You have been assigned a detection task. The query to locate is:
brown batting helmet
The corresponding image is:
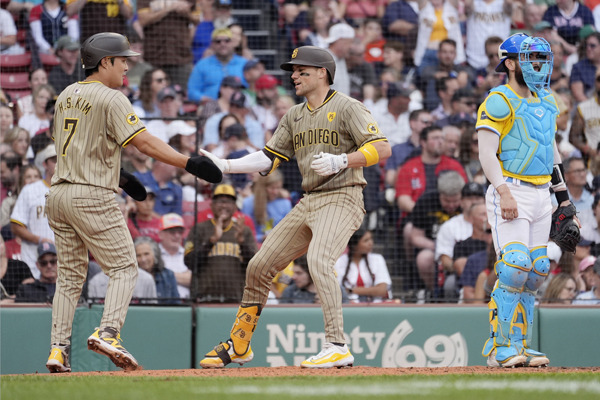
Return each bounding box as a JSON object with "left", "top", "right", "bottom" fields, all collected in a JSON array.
[
  {"left": 81, "top": 32, "right": 140, "bottom": 70},
  {"left": 280, "top": 46, "right": 336, "bottom": 84}
]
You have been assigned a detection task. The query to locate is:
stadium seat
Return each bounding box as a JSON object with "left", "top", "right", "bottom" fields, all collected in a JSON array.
[
  {"left": 0, "top": 72, "right": 29, "bottom": 89},
  {"left": 0, "top": 52, "right": 32, "bottom": 72},
  {"left": 40, "top": 53, "right": 60, "bottom": 70}
]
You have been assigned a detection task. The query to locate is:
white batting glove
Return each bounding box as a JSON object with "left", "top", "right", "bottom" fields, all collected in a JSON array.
[
  {"left": 199, "top": 149, "right": 230, "bottom": 173},
  {"left": 311, "top": 152, "right": 348, "bottom": 176}
]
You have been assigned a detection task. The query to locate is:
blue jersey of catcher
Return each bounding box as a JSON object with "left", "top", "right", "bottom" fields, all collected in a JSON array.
[{"left": 476, "top": 84, "right": 559, "bottom": 185}]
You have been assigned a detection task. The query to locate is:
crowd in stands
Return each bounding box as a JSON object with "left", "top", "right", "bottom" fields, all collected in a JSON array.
[{"left": 3, "top": 0, "right": 600, "bottom": 305}]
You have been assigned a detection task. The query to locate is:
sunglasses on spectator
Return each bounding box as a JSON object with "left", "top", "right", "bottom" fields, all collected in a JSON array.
[
  {"left": 213, "top": 38, "right": 232, "bottom": 44},
  {"left": 587, "top": 43, "right": 598, "bottom": 49},
  {"left": 420, "top": 119, "right": 433, "bottom": 125},
  {"left": 487, "top": 53, "right": 497, "bottom": 59},
  {"left": 39, "top": 259, "right": 58, "bottom": 267},
  {"left": 154, "top": 77, "right": 167, "bottom": 83}
]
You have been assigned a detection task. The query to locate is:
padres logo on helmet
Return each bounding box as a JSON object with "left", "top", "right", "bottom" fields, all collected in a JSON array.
[
  {"left": 81, "top": 32, "right": 140, "bottom": 70},
  {"left": 280, "top": 46, "right": 336, "bottom": 84}
]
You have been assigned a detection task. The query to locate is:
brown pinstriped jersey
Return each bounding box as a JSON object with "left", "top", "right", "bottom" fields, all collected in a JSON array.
[
  {"left": 51, "top": 80, "right": 146, "bottom": 191},
  {"left": 265, "top": 91, "right": 387, "bottom": 193}
]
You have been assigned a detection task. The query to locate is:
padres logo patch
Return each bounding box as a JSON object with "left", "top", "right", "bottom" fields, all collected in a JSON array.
[
  {"left": 327, "top": 112, "right": 336, "bottom": 122},
  {"left": 292, "top": 48, "right": 298, "bottom": 58},
  {"left": 126, "top": 113, "right": 139, "bottom": 125},
  {"left": 367, "top": 123, "right": 379, "bottom": 134}
]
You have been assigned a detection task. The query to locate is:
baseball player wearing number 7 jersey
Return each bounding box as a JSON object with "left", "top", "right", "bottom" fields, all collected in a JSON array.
[
  {"left": 45, "top": 32, "right": 222, "bottom": 373},
  {"left": 199, "top": 45, "right": 391, "bottom": 369}
]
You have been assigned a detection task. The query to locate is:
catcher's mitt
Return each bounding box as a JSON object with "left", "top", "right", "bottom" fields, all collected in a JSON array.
[{"left": 550, "top": 203, "right": 580, "bottom": 253}]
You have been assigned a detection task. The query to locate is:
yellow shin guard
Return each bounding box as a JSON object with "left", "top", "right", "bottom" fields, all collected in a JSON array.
[{"left": 230, "top": 305, "right": 261, "bottom": 356}]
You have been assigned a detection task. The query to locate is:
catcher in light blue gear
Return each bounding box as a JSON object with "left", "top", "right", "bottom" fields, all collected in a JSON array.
[{"left": 476, "top": 33, "right": 580, "bottom": 368}]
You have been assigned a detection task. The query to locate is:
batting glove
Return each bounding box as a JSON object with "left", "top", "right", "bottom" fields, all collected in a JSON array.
[
  {"left": 311, "top": 152, "right": 348, "bottom": 176},
  {"left": 199, "top": 149, "right": 229, "bottom": 173}
]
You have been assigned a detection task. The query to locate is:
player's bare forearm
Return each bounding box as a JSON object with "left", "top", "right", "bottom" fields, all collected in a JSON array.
[
  {"left": 11, "top": 223, "right": 50, "bottom": 245},
  {"left": 347, "top": 140, "right": 391, "bottom": 168},
  {"left": 351, "top": 282, "right": 388, "bottom": 298},
  {"left": 131, "top": 131, "right": 188, "bottom": 169}
]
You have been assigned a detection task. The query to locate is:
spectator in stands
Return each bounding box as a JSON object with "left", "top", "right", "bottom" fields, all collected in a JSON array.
[
  {"left": 541, "top": 272, "right": 578, "bottom": 304},
  {"left": 184, "top": 183, "right": 257, "bottom": 303},
  {"left": 166, "top": 120, "right": 197, "bottom": 158},
  {"left": 582, "top": 194, "right": 600, "bottom": 255},
  {"left": 381, "top": 0, "right": 418, "bottom": 51},
  {"left": 158, "top": 213, "right": 191, "bottom": 299},
  {"left": 268, "top": 95, "right": 297, "bottom": 141},
  {"left": 472, "top": 245, "right": 497, "bottom": 303},
  {"left": 14, "top": 242, "right": 57, "bottom": 303},
  {"left": 299, "top": 5, "right": 333, "bottom": 48},
  {"left": 197, "top": 75, "right": 243, "bottom": 130},
  {"left": 430, "top": 76, "right": 459, "bottom": 121},
  {"left": 127, "top": 187, "right": 161, "bottom": 243},
  {"left": 549, "top": 41, "right": 570, "bottom": 93},
  {"left": 442, "top": 124, "right": 461, "bottom": 159},
  {"left": 461, "top": 242, "right": 494, "bottom": 303},
  {"left": 0, "top": 151, "right": 22, "bottom": 203},
  {"left": 228, "top": 22, "right": 254, "bottom": 60},
  {"left": 204, "top": 113, "right": 241, "bottom": 157},
  {"left": 414, "top": 0, "right": 465, "bottom": 72},
  {"left": 66, "top": 0, "right": 131, "bottom": 42},
  {"left": 380, "top": 40, "right": 413, "bottom": 87},
  {"left": 88, "top": 257, "right": 157, "bottom": 304},
  {"left": 573, "top": 256, "right": 600, "bottom": 304},
  {"left": 408, "top": 170, "right": 465, "bottom": 295},
  {"left": 135, "top": 159, "right": 183, "bottom": 216},
  {"left": 446, "top": 201, "right": 490, "bottom": 299},
  {"left": 371, "top": 82, "right": 411, "bottom": 147},
  {"left": 241, "top": 170, "right": 292, "bottom": 244},
  {"left": 252, "top": 74, "right": 281, "bottom": 133},
  {"left": 437, "top": 89, "right": 478, "bottom": 127},
  {"left": 279, "top": 255, "right": 320, "bottom": 304},
  {"left": 145, "top": 85, "right": 185, "bottom": 143},
  {"left": 360, "top": 18, "right": 385, "bottom": 67},
  {"left": 459, "top": 126, "right": 485, "bottom": 184},
  {"left": 240, "top": 58, "right": 265, "bottom": 107},
  {"left": 384, "top": 110, "right": 432, "bottom": 188},
  {"left": 395, "top": 125, "right": 467, "bottom": 216},
  {"left": 0, "top": 164, "right": 41, "bottom": 228},
  {"left": 570, "top": 67, "right": 600, "bottom": 157},
  {"left": 203, "top": 91, "right": 264, "bottom": 150},
  {"left": 133, "top": 68, "right": 170, "bottom": 119},
  {"left": 334, "top": 226, "right": 392, "bottom": 303},
  {"left": 559, "top": 158, "right": 595, "bottom": 228},
  {"left": 191, "top": 0, "right": 228, "bottom": 63},
  {"left": 30, "top": 0, "right": 78, "bottom": 54},
  {"left": 1, "top": 104, "right": 14, "bottom": 136},
  {"left": 543, "top": 0, "right": 595, "bottom": 47},
  {"left": 464, "top": 0, "right": 512, "bottom": 71},
  {"left": 187, "top": 27, "right": 248, "bottom": 104},
  {"left": 346, "top": 40, "right": 378, "bottom": 102},
  {"left": 3, "top": 127, "right": 31, "bottom": 164},
  {"left": 473, "top": 36, "right": 506, "bottom": 103},
  {"left": 138, "top": 0, "right": 199, "bottom": 89},
  {"left": 570, "top": 32, "right": 600, "bottom": 102},
  {"left": 18, "top": 84, "right": 54, "bottom": 138},
  {"left": 339, "top": 0, "right": 386, "bottom": 26},
  {"left": 15, "top": 68, "right": 48, "bottom": 120},
  {"left": 121, "top": 141, "right": 151, "bottom": 176},
  {"left": 0, "top": 236, "right": 33, "bottom": 299},
  {"left": 0, "top": 8, "right": 25, "bottom": 55},
  {"left": 47, "top": 36, "right": 81, "bottom": 93},
  {"left": 419, "top": 39, "right": 471, "bottom": 112},
  {"left": 327, "top": 23, "right": 356, "bottom": 95},
  {"left": 134, "top": 236, "right": 180, "bottom": 304},
  {"left": 435, "top": 182, "right": 485, "bottom": 292},
  {"left": 10, "top": 144, "right": 55, "bottom": 279}
]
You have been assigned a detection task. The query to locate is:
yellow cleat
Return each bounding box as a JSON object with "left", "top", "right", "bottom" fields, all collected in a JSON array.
[
  {"left": 200, "top": 339, "right": 254, "bottom": 368},
  {"left": 46, "top": 345, "right": 71, "bottom": 373},
  {"left": 87, "top": 327, "right": 139, "bottom": 371},
  {"left": 301, "top": 343, "right": 354, "bottom": 369}
]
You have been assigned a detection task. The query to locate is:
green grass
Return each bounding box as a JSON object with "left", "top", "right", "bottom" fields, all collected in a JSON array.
[{"left": 2, "top": 373, "right": 600, "bottom": 400}]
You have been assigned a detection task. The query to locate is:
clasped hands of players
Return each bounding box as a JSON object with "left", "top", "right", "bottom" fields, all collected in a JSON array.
[{"left": 199, "top": 149, "right": 349, "bottom": 177}]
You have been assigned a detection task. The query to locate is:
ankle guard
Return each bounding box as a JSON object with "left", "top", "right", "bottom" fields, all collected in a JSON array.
[{"left": 230, "top": 305, "right": 262, "bottom": 356}]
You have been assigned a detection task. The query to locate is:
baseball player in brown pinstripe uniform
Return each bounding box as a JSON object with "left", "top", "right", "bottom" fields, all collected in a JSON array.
[
  {"left": 45, "top": 32, "right": 221, "bottom": 373},
  {"left": 199, "top": 45, "right": 391, "bottom": 369}
]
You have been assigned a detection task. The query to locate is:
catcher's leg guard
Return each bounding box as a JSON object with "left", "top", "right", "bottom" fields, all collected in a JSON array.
[
  {"left": 199, "top": 305, "right": 262, "bottom": 369},
  {"left": 482, "top": 242, "right": 531, "bottom": 367},
  {"left": 510, "top": 246, "right": 550, "bottom": 367}
]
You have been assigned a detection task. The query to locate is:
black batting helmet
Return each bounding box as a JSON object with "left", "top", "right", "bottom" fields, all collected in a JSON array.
[
  {"left": 81, "top": 32, "right": 140, "bottom": 70},
  {"left": 280, "top": 46, "right": 336, "bottom": 84}
]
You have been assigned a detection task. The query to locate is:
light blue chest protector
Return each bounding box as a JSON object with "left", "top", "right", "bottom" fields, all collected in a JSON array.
[{"left": 488, "top": 85, "right": 558, "bottom": 180}]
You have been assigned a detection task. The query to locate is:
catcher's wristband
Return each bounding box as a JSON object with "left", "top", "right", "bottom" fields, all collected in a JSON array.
[{"left": 555, "top": 190, "right": 569, "bottom": 204}]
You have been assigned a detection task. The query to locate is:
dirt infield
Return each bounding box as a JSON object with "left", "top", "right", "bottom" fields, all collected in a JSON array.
[{"left": 39, "top": 366, "right": 600, "bottom": 378}]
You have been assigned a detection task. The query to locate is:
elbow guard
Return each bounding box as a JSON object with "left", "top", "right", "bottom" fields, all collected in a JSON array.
[{"left": 358, "top": 143, "right": 379, "bottom": 167}]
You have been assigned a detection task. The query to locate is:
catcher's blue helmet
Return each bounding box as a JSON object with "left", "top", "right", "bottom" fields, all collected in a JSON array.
[{"left": 495, "top": 33, "right": 553, "bottom": 93}]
